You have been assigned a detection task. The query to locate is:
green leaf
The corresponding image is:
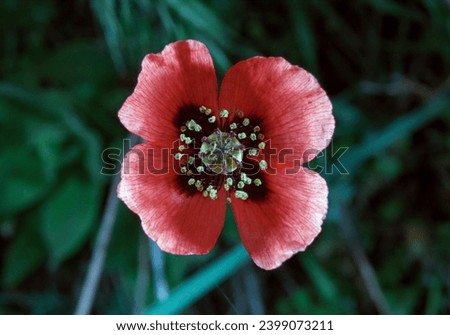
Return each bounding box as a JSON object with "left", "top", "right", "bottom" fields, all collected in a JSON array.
[
  {"left": 38, "top": 89, "right": 104, "bottom": 181},
  {"left": 166, "top": 0, "right": 232, "bottom": 42},
  {"left": 0, "top": 145, "right": 51, "bottom": 215},
  {"left": 361, "top": 0, "right": 423, "bottom": 21},
  {"left": 37, "top": 40, "right": 117, "bottom": 86},
  {"left": 144, "top": 244, "right": 250, "bottom": 314},
  {"left": 40, "top": 177, "right": 101, "bottom": 268},
  {"left": 288, "top": 0, "right": 318, "bottom": 75},
  {"left": 91, "top": 0, "right": 127, "bottom": 76},
  {"left": 327, "top": 94, "right": 449, "bottom": 221},
  {"left": 2, "top": 218, "right": 47, "bottom": 288},
  {"left": 331, "top": 97, "right": 364, "bottom": 136},
  {"left": 104, "top": 204, "right": 141, "bottom": 292},
  {"left": 221, "top": 205, "right": 240, "bottom": 243},
  {"left": 386, "top": 285, "right": 422, "bottom": 314},
  {"left": 25, "top": 121, "right": 69, "bottom": 182},
  {"left": 425, "top": 277, "right": 443, "bottom": 315},
  {"left": 340, "top": 94, "right": 450, "bottom": 173},
  {"left": 299, "top": 253, "right": 338, "bottom": 303},
  {"left": 275, "top": 289, "right": 312, "bottom": 314}
]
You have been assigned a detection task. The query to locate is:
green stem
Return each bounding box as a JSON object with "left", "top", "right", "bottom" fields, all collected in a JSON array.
[{"left": 144, "top": 244, "right": 250, "bottom": 315}]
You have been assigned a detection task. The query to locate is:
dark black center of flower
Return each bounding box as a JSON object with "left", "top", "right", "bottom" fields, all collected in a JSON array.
[{"left": 175, "top": 105, "right": 268, "bottom": 202}]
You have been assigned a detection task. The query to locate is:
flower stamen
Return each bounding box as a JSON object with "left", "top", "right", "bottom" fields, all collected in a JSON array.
[
  {"left": 219, "top": 109, "right": 229, "bottom": 118},
  {"left": 177, "top": 106, "right": 266, "bottom": 202},
  {"left": 186, "top": 119, "right": 202, "bottom": 132}
]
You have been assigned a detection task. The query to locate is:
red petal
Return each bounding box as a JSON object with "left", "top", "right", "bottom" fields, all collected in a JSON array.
[
  {"left": 118, "top": 40, "right": 218, "bottom": 145},
  {"left": 230, "top": 169, "right": 328, "bottom": 270},
  {"left": 117, "top": 142, "right": 226, "bottom": 254},
  {"left": 219, "top": 57, "right": 334, "bottom": 164}
]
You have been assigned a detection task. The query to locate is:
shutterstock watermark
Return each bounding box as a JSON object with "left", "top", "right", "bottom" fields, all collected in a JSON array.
[
  {"left": 100, "top": 139, "right": 349, "bottom": 176},
  {"left": 303, "top": 140, "right": 349, "bottom": 175}
]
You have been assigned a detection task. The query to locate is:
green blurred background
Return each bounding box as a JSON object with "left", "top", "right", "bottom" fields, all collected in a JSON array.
[{"left": 1, "top": 0, "right": 449, "bottom": 315}]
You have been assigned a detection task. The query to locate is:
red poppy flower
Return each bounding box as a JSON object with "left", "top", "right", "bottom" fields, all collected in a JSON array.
[{"left": 117, "top": 40, "right": 334, "bottom": 270}]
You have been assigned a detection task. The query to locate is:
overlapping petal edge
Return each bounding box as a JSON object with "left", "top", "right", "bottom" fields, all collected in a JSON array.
[{"left": 117, "top": 40, "right": 334, "bottom": 270}]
